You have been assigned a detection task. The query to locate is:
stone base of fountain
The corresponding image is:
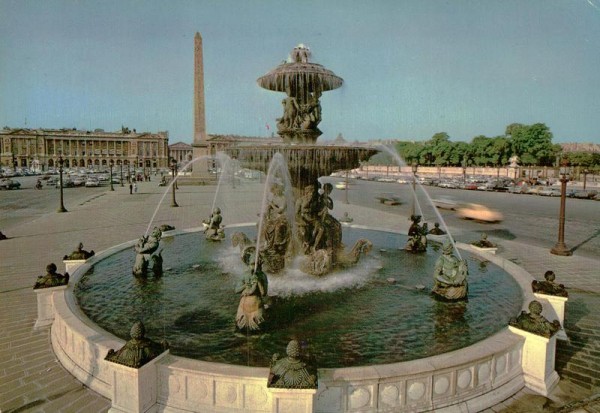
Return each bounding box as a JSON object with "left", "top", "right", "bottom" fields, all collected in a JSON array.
[
  {"left": 534, "top": 293, "right": 569, "bottom": 341},
  {"left": 44, "top": 232, "right": 554, "bottom": 413},
  {"left": 508, "top": 326, "right": 560, "bottom": 396},
  {"left": 34, "top": 284, "right": 67, "bottom": 329}
]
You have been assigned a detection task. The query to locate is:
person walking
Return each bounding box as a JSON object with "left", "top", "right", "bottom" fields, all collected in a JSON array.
[
  {"left": 129, "top": 183, "right": 133, "bottom": 194},
  {"left": 133, "top": 183, "right": 138, "bottom": 193}
]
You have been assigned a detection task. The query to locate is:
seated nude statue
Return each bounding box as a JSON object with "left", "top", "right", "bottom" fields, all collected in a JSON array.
[{"left": 203, "top": 207, "right": 225, "bottom": 241}]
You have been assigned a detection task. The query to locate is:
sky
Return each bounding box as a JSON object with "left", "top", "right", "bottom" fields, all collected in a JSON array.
[{"left": 1, "top": 0, "right": 599, "bottom": 144}]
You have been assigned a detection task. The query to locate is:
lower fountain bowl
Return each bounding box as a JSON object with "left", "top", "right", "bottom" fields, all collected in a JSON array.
[{"left": 50, "top": 225, "right": 535, "bottom": 412}]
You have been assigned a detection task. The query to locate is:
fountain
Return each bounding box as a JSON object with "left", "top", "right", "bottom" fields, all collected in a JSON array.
[{"left": 47, "top": 44, "right": 548, "bottom": 413}]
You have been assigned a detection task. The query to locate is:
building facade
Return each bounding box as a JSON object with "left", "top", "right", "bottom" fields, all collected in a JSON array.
[
  {"left": 168, "top": 142, "right": 193, "bottom": 166},
  {"left": 1, "top": 127, "right": 169, "bottom": 172}
]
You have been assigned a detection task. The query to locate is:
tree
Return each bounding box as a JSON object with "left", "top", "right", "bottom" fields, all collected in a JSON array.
[{"left": 506, "top": 123, "right": 555, "bottom": 166}]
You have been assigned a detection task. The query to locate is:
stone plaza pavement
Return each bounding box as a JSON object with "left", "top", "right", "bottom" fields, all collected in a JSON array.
[{"left": 0, "top": 180, "right": 598, "bottom": 412}]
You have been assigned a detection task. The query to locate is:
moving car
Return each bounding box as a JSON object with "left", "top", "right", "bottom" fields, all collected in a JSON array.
[
  {"left": 432, "top": 196, "right": 459, "bottom": 210},
  {"left": 0, "top": 178, "right": 21, "bottom": 190},
  {"left": 375, "top": 193, "right": 401, "bottom": 205},
  {"left": 456, "top": 203, "right": 503, "bottom": 223}
]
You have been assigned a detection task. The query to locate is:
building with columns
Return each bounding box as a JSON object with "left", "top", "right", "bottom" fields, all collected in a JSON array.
[
  {"left": 168, "top": 141, "right": 193, "bottom": 165},
  {"left": 1, "top": 127, "right": 169, "bottom": 172}
]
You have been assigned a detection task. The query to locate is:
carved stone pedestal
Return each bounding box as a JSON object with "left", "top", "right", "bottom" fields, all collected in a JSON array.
[
  {"left": 34, "top": 284, "right": 68, "bottom": 329},
  {"left": 106, "top": 351, "right": 169, "bottom": 413},
  {"left": 509, "top": 326, "right": 559, "bottom": 396},
  {"left": 63, "top": 259, "right": 87, "bottom": 274},
  {"left": 269, "top": 388, "right": 317, "bottom": 413},
  {"left": 534, "top": 293, "right": 568, "bottom": 341}
]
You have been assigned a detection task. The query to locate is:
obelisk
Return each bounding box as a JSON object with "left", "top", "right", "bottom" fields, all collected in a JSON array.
[{"left": 191, "top": 32, "right": 210, "bottom": 178}]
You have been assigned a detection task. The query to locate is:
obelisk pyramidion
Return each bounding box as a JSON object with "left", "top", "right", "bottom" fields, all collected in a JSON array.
[{"left": 192, "top": 32, "right": 210, "bottom": 178}]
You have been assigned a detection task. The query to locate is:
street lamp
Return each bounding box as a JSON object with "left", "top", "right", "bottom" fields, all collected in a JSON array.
[
  {"left": 170, "top": 158, "right": 179, "bottom": 207},
  {"left": 344, "top": 169, "right": 349, "bottom": 204},
  {"left": 109, "top": 160, "right": 115, "bottom": 191},
  {"left": 127, "top": 163, "right": 131, "bottom": 183},
  {"left": 410, "top": 162, "right": 418, "bottom": 218},
  {"left": 119, "top": 161, "right": 124, "bottom": 187},
  {"left": 57, "top": 154, "right": 67, "bottom": 213},
  {"left": 550, "top": 167, "right": 572, "bottom": 256},
  {"left": 583, "top": 169, "right": 589, "bottom": 191}
]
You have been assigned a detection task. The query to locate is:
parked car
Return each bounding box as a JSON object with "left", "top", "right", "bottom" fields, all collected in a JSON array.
[
  {"left": 525, "top": 186, "right": 544, "bottom": 195},
  {"left": 507, "top": 185, "right": 527, "bottom": 194},
  {"left": 85, "top": 178, "right": 100, "bottom": 187},
  {"left": 538, "top": 188, "right": 561, "bottom": 197},
  {"left": 0, "top": 178, "right": 21, "bottom": 190},
  {"left": 570, "top": 190, "right": 598, "bottom": 199},
  {"left": 456, "top": 203, "right": 503, "bottom": 223}
]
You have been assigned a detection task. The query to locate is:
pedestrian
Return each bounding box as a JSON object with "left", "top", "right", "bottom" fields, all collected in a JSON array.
[
  {"left": 129, "top": 183, "right": 133, "bottom": 194},
  {"left": 133, "top": 183, "right": 138, "bottom": 193}
]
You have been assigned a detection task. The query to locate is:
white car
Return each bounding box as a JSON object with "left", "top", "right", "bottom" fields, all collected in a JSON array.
[
  {"left": 456, "top": 203, "right": 503, "bottom": 223},
  {"left": 85, "top": 179, "right": 100, "bottom": 187},
  {"left": 432, "top": 196, "right": 459, "bottom": 210}
]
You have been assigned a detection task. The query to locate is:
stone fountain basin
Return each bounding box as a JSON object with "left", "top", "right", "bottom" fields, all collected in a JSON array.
[{"left": 50, "top": 225, "right": 536, "bottom": 413}]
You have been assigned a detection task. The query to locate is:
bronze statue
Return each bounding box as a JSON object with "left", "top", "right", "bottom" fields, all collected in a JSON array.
[
  {"left": 34, "top": 263, "right": 69, "bottom": 289},
  {"left": 471, "top": 233, "right": 496, "bottom": 248},
  {"left": 132, "top": 227, "right": 163, "bottom": 277},
  {"left": 235, "top": 253, "right": 269, "bottom": 331},
  {"left": 63, "top": 242, "right": 95, "bottom": 260},
  {"left": 431, "top": 242, "right": 468, "bottom": 301},
  {"left": 509, "top": 300, "right": 561, "bottom": 338},
  {"left": 532, "top": 270, "right": 568, "bottom": 297},
  {"left": 428, "top": 222, "right": 446, "bottom": 235},
  {"left": 267, "top": 340, "right": 317, "bottom": 389},
  {"left": 105, "top": 321, "right": 168, "bottom": 368},
  {"left": 405, "top": 215, "right": 428, "bottom": 252},
  {"left": 203, "top": 207, "right": 225, "bottom": 241}
]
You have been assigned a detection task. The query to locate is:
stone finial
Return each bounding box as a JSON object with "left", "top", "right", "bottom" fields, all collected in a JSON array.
[
  {"left": 532, "top": 270, "right": 568, "bottom": 297},
  {"left": 34, "top": 263, "right": 69, "bottom": 289},
  {"left": 509, "top": 300, "right": 560, "bottom": 338},
  {"left": 105, "top": 321, "right": 168, "bottom": 368},
  {"left": 471, "top": 233, "right": 496, "bottom": 248},
  {"left": 63, "top": 242, "right": 95, "bottom": 260},
  {"left": 267, "top": 340, "right": 317, "bottom": 389}
]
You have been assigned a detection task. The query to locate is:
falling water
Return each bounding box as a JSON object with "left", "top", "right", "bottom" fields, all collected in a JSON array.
[
  {"left": 253, "top": 153, "right": 296, "bottom": 273},
  {"left": 376, "top": 145, "right": 462, "bottom": 260},
  {"left": 144, "top": 155, "right": 212, "bottom": 237}
]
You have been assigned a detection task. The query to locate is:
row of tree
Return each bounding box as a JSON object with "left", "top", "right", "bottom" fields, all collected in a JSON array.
[{"left": 369, "top": 123, "right": 599, "bottom": 169}]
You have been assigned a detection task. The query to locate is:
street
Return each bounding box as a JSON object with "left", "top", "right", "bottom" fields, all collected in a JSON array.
[
  {"left": 322, "top": 177, "right": 600, "bottom": 259},
  {"left": 1, "top": 174, "right": 599, "bottom": 259}
]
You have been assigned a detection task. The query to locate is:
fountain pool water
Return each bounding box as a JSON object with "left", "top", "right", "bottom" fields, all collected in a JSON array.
[{"left": 74, "top": 226, "right": 522, "bottom": 368}]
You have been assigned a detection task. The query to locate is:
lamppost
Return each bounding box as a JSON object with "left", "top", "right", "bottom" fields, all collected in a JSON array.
[
  {"left": 109, "top": 160, "right": 115, "bottom": 191},
  {"left": 344, "top": 169, "right": 349, "bottom": 204},
  {"left": 127, "top": 163, "right": 131, "bottom": 183},
  {"left": 170, "top": 158, "right": 179, "bottom": 207},
  {"left": 550, "top": 167, "right": 572, "bottom": 256},
  {"left": 583, "top": 169, "right": 589, "bottom": 191},
  {"left": 462, "top": 163, "right": 467, "bottom": 185},
  {"left": 119, "top": 161, "right": 124, "bottom": 187},
  {"left": 57, "top": 154, "right": 67, "bottom": 213},
  {"left": 410, "top": 162, "right": 418, "bottom": 218}
]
